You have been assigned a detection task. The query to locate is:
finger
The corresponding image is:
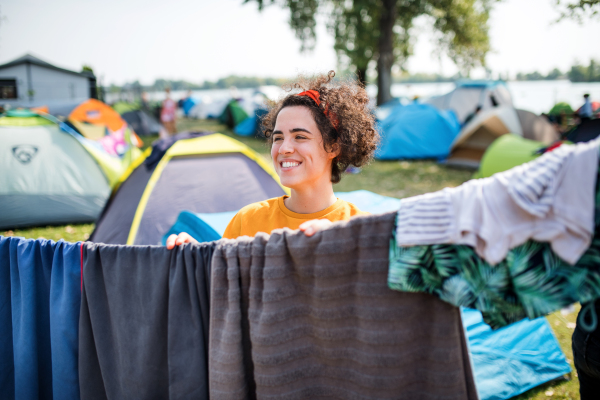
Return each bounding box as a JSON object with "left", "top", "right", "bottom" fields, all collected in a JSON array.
[
  {"left": 304, "top": 227, "right": 315, "bottom": 237},
  {"left": 175, "top": 233, "right": 189, "bottom": 245},
  {"left": 166, "top": 234, "right": 178, "bottom": 250}
]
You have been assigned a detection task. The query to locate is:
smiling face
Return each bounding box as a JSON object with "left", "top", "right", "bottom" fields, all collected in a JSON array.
[{"left": 271, "top": 106, "right": 337, "bottom": 191}]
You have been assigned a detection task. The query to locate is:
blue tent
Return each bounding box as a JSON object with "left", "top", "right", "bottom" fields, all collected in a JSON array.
[
  {"left": 376, "top": 103, "right": 461, "bottom": 160},
  {"left": 182, "top": 97, "right": 197, "bottom": 117},
  {"left": 234, "top": 108, "right": 268, "bottom": 137},
  {"left": 164, "top": 189, "right": 571, "bottom": 399}
]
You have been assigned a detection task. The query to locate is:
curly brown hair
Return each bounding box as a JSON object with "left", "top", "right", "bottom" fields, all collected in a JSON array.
[{"left": 262, "top": 71, "right": 379, "bottom": 184}]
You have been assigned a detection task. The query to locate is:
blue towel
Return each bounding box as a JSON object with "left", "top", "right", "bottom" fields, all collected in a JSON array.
[
  {"left": 0, "top": 236, "right": 81, "bottom": 400},
  {"left": 462, "top": 308, "right": 571, "bottom": 400}
]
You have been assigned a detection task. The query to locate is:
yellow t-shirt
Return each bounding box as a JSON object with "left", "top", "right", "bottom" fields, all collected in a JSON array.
[{"left": 222, "top": 196, "right": 367, "bottom": 239}]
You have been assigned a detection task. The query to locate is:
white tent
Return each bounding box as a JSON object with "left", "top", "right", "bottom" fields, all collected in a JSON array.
[
  {"left": 446, "top": 106, "right": 522, "bottom": 168},
  {"left": 426, "top": 81, "right": 513, "bottom": 124},
  {"left": 0, "top": 112, "right": 111, "bottom": 229}
]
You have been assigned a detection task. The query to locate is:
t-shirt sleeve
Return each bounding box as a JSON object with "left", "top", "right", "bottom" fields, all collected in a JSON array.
[{"left": 222, "top": 211, "right": 242, "bottom": 239}]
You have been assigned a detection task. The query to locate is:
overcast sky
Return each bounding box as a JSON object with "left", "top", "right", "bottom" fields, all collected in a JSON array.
[{"left": 1, "top": 0, "right": 599, "bottom": 85}]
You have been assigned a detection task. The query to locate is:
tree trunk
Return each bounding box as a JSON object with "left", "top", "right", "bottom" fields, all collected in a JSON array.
[
  {"left": 376, "top": 0, "right": 397, "bottom": 106},
  {"left": 356, "top": 67, "right": 368, "bottom": 87}
]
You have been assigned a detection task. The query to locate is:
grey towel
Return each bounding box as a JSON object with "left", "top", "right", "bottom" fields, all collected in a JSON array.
[
  {"left": 209, "top": 211, "right": 478, "bottom": 400},
  {"left": 79, "top": 242, "right": 215, "bottom": 400}
]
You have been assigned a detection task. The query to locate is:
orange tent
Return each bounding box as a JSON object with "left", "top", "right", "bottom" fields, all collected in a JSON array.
[
  {"left": 69, "top": 99, "right": 126, "bottom": 132},
  {"left": 31, "top": 105, "right": 49, "bottom": 114}
]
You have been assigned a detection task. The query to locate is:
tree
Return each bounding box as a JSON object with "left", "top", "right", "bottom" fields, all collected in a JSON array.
[
  {"left": 569, "top": 63, "right": 587, "bottom": 82},
  {"left": 545, "top": 68, "right": 563, "bottom": 80},
  {"left": 555, "top": 0, "right": 600, "bottom": 22},
  {"left": 245, "top": 0, "right": 496, "bottom": 105},
  {"left": 81, "top": 65, "right": 94, "bottom": 74}
]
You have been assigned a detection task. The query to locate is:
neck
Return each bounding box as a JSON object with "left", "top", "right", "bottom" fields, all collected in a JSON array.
[{"left": 284, "top": 182, "right": 337, "bottom": 214}]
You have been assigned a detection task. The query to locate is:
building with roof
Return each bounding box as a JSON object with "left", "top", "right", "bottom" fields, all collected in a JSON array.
[{"left": 0, "top": 54, "right": 97, "bottom": 108}]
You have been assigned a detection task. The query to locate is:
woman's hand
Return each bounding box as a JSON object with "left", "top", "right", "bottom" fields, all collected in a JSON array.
[
  {"left": 166, "top": 232, "right": 198, "bottom": 249},
  {"left": 299, "top": 219, "right": 333, "bottom": 237}
]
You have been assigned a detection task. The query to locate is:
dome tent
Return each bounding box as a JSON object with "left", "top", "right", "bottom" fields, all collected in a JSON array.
[
  {"left": 375, "top": 103, "right": 461, "bottom": 160},
  {"left": 90, "top": 133, "right": 287, "bottom": 245},
  {"left": 426, "top": 80, "right": 513, "bottom": 124},
  {"left": 234, "top": 108, "right": 268, "bottom": 137},
  {"left": 219, "top": 100, "right": 249, "bottom": 128},
  {"left": 0, "top": 110, "right": 121, "bottom": 229},
  {"left": 121, "top": 109, "right": 162, "bottom": 136},
  {"left": 445, "top": 106, "right": 523, "bottom": 168},
  {"left": 474, "top": 134, "right": 544, "bottom": 179},
  {"left": 516, "top": 109, "right": 559, "bottom": 144}
]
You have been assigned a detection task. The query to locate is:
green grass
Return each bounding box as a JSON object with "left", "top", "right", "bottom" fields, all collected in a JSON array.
[{"left": 3, "top": 117, "right": 582, "bottom": 399}]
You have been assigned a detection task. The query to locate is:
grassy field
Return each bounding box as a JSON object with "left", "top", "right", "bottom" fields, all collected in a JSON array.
[{"left": 3, "top": 117, "right": 581, "bottom": 399}]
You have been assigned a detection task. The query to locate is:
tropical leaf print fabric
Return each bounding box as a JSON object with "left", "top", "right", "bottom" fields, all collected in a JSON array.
[{"left": 388, "top": 165, "right": 600, "bottom": 329}]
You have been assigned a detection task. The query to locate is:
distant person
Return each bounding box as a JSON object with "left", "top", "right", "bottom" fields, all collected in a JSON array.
[
  {"left": 161, "top": 88, "right": 177, "bottom": 135},
  {"left": 579, "top": 93, "right": 593, "bottom": 121},
  {"left": 140, "top": 92, "right": 150, "bottom": 112}
]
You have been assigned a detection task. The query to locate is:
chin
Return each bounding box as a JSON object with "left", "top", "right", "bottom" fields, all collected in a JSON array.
[{"left": 278, "top": 176, "right": 304, "bottom": 190}]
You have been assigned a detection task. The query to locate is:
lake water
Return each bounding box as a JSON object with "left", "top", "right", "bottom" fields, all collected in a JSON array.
[{"left": 108, "top": 80, "right": 600, "bottom": 115}]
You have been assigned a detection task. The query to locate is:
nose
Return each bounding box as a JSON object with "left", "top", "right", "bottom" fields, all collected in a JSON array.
[{"left": 278, "top": 137, "right": 294, "bottom": 155}]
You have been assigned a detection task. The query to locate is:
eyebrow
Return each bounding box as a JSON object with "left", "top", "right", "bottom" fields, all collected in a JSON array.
[{"left": 272, "top": 128, "right": 313, "bottom": 135}]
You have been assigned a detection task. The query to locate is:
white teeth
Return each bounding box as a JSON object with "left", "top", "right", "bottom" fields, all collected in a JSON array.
[{"left": 282, "top": 162, "right": 299, "bottom": 168}]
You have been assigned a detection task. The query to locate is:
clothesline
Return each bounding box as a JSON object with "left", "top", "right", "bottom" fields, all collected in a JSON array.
[{"left": 2, "top": 139, "right": 597, "bottom": 399}]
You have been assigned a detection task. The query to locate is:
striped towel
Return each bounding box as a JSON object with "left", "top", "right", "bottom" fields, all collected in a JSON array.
[
  {"left": 209, "top": 212, "right": 478, "bottom": 400},
  {"left": 395, "top": 189, "right": 455, "bottom": 246},
  {"left": 396, "top": 139, "right": 599, "bottom": 265}
]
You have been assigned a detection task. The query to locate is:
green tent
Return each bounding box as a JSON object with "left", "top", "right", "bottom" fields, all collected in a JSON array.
[
  {"left": 474, "top": 134, "right": 543, "bottom": 178},
  {"left": 219, "top": 100, "right": 249, "bottom": 128},
  {"left": 112, "top": 101, "right": 140, "bottom": 114},
  {"left": 549, "top": 102, "right": 573, "bottom": 116}
]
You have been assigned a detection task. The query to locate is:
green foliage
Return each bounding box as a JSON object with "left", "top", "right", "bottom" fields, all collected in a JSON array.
[
  {"left": 555, "top": 0, "right": 600, "bottom": 22},
  {"left": 515, "top": 68, "right": 566, "bottom": 81},
  {"left": 108, "top": 75, "right": 292, "bottom": 92},
  {"left": 568, "top": 59, "right": 600, "bottom": 82},
  {"left": 81, "top": 64, "right": 94, "bottom": 74},
  {"left": 393, "top": 72, "right": 459, "bottom": 83},
  {"left": 245, "top": 0, "right": 496, "bottom": 93},
  {"left": 430, "top": 0, "right": 495, "bottom": 75}
]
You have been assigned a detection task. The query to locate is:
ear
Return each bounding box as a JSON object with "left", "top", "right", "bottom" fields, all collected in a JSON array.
[{"left": 328, "top": 142, "right": 341, "bottom": 159}]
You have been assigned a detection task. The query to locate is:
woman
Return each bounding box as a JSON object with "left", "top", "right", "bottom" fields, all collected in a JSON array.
[
  {"left": 166, "top": 71, "right": 378, "bottom": 248},
  {"left": 161, "top": 88, "right": 177, "bottom": 135}
]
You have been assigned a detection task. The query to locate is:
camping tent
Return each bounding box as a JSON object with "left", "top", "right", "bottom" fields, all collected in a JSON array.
[
  {"left": 474, "top": 134, "right": 543, "bottom": 178},
  {"left": 121, "top": 110, "right": 162, "bottom": 136},
  {"left": 375, "top": 103, "right": 461, "bottom": 160},
  {"left": 566, "top": 118, "right": 600, "bottom": 143},
  {"left": 69, "top": 99, "right": 127, "bottom": 132},
  {"left": 0, "top": 110, "right": 120, "bottom": 229},
  {"left": 446, "top": 106, "right": 523, "bottom": 168},
  {"left": 90, "top": 133, "right": 287, "bottom": 245},
  {"left": 516, "top": 109, "right": 559, "bottom": 144},
  {"left": 426, "top": 81, "right": 513, "bottom": 124},
  {"left": 189, "top": 98, "right": 230, "bottom": 119},
  {"left": 219, "top": 100, "right": 249, "bottom": 128},
  {"left": 234, "top": 108, "right": 268, "bottom": 137},
  {"left": 182, "top": 97, "right": 197, "bottom": 116},
  {"left": 549, "top": 102, "right": 573, "bottom": 116}
]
